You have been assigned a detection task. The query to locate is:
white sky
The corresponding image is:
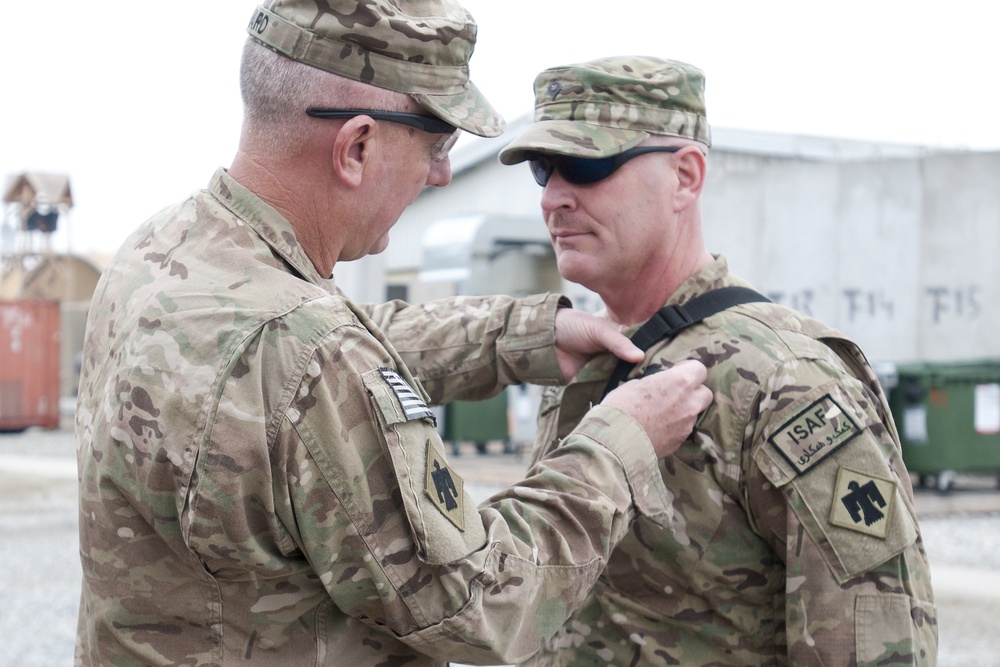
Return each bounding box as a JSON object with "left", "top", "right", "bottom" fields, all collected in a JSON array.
[{"left": 2, "top": 0, "right": 998, "bottom": 257}]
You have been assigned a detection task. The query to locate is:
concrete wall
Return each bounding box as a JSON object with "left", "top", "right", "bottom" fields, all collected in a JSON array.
[
  {"left": 701, "top": 150, "right": 1000, "bottom": 362},
  {"left": 340, "top": 133, "right": 1000, "bottom": 365},
  {"left": 918, "top": 153, "right": 1000, "bottom": 361}
]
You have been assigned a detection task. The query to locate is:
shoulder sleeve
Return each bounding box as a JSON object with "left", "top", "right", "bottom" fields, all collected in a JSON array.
[
  {"left": 280, "top": 314, "right": 671, "bottom": 664},
  {"left": 744, "top": 355, "right": 937, "bottom": 664},
  {"left": 359, "top": 293, "right": 565, "bottom": 404}
]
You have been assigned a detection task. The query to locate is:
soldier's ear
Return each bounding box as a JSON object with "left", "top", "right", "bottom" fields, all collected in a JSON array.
[
  {"left": 332, "top": 116, "right": 378, "bottom": 188},
  {"left": 673, "top": 146, "right": 706, "bottom": 213}
]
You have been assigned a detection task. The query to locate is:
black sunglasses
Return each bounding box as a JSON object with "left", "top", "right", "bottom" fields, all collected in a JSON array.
[
  {"left": 306, "top": 108, "right": 457, "bottom": 134},
  {"left": 306, "top": 107, "right": 460, "bottom": 161},
  {"left": 526, "top": 145, "right": 682, "bottom": 186}
]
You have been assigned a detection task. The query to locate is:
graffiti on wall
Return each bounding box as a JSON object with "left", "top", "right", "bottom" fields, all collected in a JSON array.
[{"left": 767, "top": 285, "right": 983, "bottom": 324}]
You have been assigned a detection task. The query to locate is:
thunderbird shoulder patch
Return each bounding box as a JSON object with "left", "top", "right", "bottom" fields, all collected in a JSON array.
[
  {"left": 378, "top": 368, "right": 435, "bottom": 423},
  {"left": 769, "top": 393, "right": 861, "bottom": 475},
  {"left": 829, "top": 466, "right": 897, "bottom": 539},
  {"left": 425, "top": 440, "right": 465, "bottom": 531}
]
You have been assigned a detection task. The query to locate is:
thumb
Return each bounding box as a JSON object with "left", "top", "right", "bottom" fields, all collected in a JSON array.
[{"left": 601, "top": 324, "right": 643, "bottom": 363}]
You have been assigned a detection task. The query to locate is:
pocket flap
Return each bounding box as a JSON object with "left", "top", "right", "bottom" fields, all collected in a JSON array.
[{"left": 362, "top": 369, "right": 487, "bottom": 564}]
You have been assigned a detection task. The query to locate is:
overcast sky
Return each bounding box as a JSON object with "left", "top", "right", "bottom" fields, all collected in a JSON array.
[{"left": 1, "top": 0, "right": 997, "bottom": 257}]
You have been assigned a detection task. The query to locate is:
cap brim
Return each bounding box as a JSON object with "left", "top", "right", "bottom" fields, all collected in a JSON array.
[
  {"left": 498, "top": 120, "right": 649, "bottom": 165},
  {"left": 414, "top": 79, "right": 505, "bottom": 138}
]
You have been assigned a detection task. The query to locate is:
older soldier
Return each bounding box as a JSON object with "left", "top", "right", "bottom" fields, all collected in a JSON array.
[
  {"left": 499, "top": 56, "right": 938, "bottom": 666},
  {"left": 73, "top": 6, "right": 714, "bottom": 666}
]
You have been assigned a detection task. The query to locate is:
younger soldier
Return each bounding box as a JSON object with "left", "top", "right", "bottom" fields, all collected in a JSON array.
[{"left": 500, "top": 56, "right": 937, "bottom": 666}]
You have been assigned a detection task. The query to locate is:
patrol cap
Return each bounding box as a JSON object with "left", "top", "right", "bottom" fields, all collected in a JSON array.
[
  {"left": 247, "top": 0, "right": 504, "bottom": 137},
  {"left": 499, "top": 56, "right": 710, "bottom": 165}
]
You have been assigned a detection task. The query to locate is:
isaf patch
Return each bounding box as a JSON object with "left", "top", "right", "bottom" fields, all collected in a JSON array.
[
  {"left": 425, "top": 441, "right": 465, "bottom": 531},
  {"left": 769, "top": 394, "right": 860, "bottom": 474},
  {"left": 829, "top": 466, "right": 897, "bottom": 539},
  {"left": 378, "top": 368, "right": 436, "bottom": 423}
]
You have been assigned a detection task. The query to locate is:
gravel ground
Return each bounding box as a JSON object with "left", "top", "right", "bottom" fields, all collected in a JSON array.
[
  {"left": 1, "top": 427, "right": 998, "bottom": 666},
  {"left": 0, "top": 427, "right": 80, "bottom": 667}
]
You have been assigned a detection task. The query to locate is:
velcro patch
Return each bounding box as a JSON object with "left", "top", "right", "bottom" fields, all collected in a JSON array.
[
  {"left": 769, "top": 393, "right": 860, "bottom": 474},
  {"left": 425, "top": 441, "right": 465, "bottom": 532},
  {"left": 829, "top": 466, "right": 896, "bottom": 539},
  {"left": 378, "top": 368, "right": 436, "bottom": 423}
]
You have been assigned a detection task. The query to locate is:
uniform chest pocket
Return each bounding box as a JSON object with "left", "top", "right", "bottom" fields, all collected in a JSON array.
[{"left": 362, "top": 368, "right": 487, "bottom": 565}]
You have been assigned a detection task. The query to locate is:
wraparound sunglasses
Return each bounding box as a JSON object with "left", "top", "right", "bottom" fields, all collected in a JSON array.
[{"left": 526, "top": 145, "right": 682, "bottom": 186}]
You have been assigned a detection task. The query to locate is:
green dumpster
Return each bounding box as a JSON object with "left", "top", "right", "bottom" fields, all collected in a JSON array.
[
  {"left": 443, "top": 392, "right": 509, "bottom": 454},
  {"left": 887, "top": 359, "right": 1000, "bottom": 492}
]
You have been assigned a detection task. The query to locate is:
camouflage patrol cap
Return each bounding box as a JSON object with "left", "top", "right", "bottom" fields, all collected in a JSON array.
[
  {"left": 499, "top": 56, "right": 710, "bottom": 164},
  {"left": 247, "top": 0, "right": 504, "bottom": 137}
]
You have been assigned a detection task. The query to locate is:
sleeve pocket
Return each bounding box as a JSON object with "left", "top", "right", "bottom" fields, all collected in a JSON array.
[
  {"left": 362, "top": 369, "right": 488, "bottom": 565},
  {"left": 753, "top": 384, "right": 919, "bottom": 582}
]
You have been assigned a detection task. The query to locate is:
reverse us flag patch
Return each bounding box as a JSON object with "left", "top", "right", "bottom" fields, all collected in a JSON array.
[{"left": 379, "top": 368, "right": 436, "bottom": 423}]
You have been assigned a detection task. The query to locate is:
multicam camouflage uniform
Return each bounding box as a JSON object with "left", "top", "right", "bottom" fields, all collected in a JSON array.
[
  {"left": 524, "top": 256, "right": 937, "bottom": 666},
  {"left": 74, "top": 169, "right": 675, "bottom": 666},
  {"left": 498, "top": 55, "right": 937, "bottom": 666}
]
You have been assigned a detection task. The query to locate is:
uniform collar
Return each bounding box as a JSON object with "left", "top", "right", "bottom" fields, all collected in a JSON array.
[
  {"left": 569, "top": 255, "right": 734, "bottom": 386},
  {"left": 663, "top": 254, "right": 733, "bottom": 310},
  {"left": 208, "top": 167, "right": 331, "bottom": 288}
]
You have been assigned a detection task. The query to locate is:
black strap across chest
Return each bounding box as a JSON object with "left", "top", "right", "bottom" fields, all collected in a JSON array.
[{"left": 601, "top": 286, "right": 772, "bottom": 400}]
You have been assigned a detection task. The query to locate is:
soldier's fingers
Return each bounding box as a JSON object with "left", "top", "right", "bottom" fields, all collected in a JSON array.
[
  {"left": 669, "top": 359, "right": 709, "bottom": 385},
  {"left": 693, "top": 383, "right": 714, "bottom": 411},
  {"left": 599, "top": 323, "right": 643, "bottom": 363}
]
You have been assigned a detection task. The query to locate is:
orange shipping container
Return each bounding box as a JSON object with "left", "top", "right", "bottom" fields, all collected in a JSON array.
[{"left": 0, "top": 300, "right": 61, "bottom": 431}]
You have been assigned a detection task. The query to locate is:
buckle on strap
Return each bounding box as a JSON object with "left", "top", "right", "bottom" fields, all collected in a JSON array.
[
  {"left": 658, "top": 304, "right": 694, "bottom": 330},
  {"left": 632, "top": 305, "right": 694, "bottom": 350}
]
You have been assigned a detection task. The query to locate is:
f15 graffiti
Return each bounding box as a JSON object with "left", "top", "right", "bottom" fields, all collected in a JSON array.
[{"left": 925, "top": 285, "right": 982, "bottom": 323}]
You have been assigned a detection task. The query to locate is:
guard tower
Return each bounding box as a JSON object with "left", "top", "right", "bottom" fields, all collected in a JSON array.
[
  {"left": 2, "top": 172, "right": 102, "bottom": 402},
  {"left": 2, "top": 171, "right": 73, "bottom": 256}
]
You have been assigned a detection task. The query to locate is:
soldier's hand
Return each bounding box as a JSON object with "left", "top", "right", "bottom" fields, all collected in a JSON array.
[
  {"left": 602, "top": 360, "right": 712, "bottom": 458},
  {"left": 554, "top": 309, "right": 643, "bottom": 382}
]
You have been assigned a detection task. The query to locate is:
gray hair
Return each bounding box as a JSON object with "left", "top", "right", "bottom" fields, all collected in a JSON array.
[{"left": 239, "top": 39, "right": 415, "bottom": 156}]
